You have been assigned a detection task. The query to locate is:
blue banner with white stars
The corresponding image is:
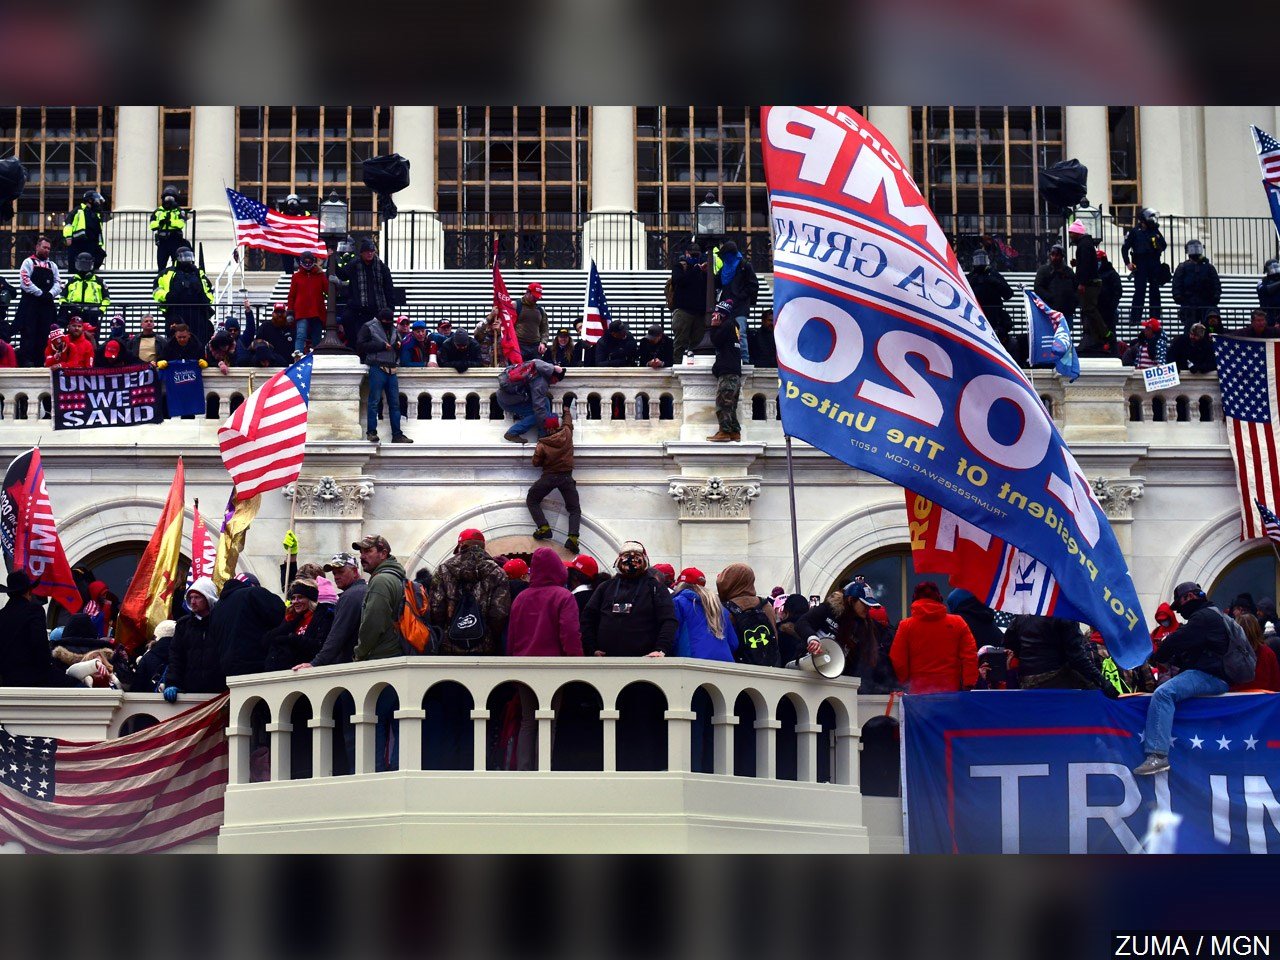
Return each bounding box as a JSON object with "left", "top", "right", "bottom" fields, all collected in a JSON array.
[{"left": 904, "top": 691, "right": 1280, "bottom": 853}]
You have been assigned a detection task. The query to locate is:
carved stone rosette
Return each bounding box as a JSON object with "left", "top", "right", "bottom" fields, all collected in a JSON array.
[
  {"left": 667, "top": 476, "right": 761, "bottom": 520},
  {"left": 1091, "top": 477, "right": 1144, "bottom": 520},
  {"left": 283, "top": 476, "right": 375, "bottom": 518}
]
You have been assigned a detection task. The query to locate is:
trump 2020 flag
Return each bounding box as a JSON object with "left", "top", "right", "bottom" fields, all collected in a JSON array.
[
  {"left": 0, "top": 448, "right": 82, "bottom": 614},
  {"left": 1026, "top": 290, "right": 1080, "bottom": 382},
  {"left": 161, "top": 359, "right": 206, "bottom": 418},
  {"left": 218, "top": 355, "right": 312, "bottom": 502},
  {"left": 583, "top": 259, "right": 611, "bottom": 343},
  {"left": 763, "top": 106, "right": 1148, "bottom": 668}
]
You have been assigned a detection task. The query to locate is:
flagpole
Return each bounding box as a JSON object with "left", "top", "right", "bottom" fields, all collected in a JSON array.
[
  {"left": 784, "top": 434, "right": 803, "bottom": 595},
  {"left": 283, "top": 490, "right": 298, "bottom": 586}
]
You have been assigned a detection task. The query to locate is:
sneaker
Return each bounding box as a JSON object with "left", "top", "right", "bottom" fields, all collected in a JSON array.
[
  {"left": 291, "top": 350, "right": 303, "bottom": 362},
  {"left": 564, "top": 535, "right": 580, "bottom": 554},
  {"left": 706, "top": 431, "right": 732, "bottom": 443},
  {"left": 503, "top": 432, "right": 528, "bottom": 444},
  {"left": 390, "top": 434, "right": 414, "bottom": 444},
  {"left": 532, "top": 525, "right": 553, "bottom": 540},
  {"left": 366, "top": 431, "right": 380, "bottom": 443},
  {"left": 1133, "top": 754, "right": 1170, "bottom": 776}
]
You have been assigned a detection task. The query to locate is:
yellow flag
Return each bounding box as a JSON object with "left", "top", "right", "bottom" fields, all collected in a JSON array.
[
  {"left": 213, "top": 494, "right": 261, "bottom": 589},
  {"left": 116, "top": 459, "right": 185, "bottom": 653}
]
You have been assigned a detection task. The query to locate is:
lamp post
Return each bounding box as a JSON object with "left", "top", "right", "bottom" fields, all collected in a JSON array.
[
  {"left": 696, "top": 191, "right": 725, "bottom": 318},
  {"left": 313, "top": 191, "right": 350, "bottom": 355}
]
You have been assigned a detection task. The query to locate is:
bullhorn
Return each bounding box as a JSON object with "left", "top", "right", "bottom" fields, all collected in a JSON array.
[{"left": 786, "top": 635, "right": 845, "bottom": 679}]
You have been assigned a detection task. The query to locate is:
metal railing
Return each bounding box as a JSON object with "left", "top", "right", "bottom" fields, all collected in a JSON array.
[{"left": 0, "top": 210, "right": 198, "bottom": 272}]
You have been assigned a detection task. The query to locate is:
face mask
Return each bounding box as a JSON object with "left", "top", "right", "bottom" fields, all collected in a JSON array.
[{"left": 617, "top": 554, "right": 645, "bottom": 575}]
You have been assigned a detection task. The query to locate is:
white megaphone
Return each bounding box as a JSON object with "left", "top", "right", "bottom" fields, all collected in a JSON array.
[{"left": 786, "top": 634, "right": 846, "bottom": 679}]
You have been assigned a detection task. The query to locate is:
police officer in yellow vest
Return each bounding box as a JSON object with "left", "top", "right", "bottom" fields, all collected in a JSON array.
[
  {"left": 59, "top": 252, "right": 111, "bottom": 327},
  {"left": 150, "top": 187, "right": 188, "bottom": 272},
  {"left": 154, "top": 246, "right": 215, "bottom": 344},
  {"left": 63, "top": 189, "right": 107, "bottom": 271}
]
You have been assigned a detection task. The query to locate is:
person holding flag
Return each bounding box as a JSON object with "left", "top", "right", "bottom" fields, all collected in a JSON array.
[
  {"left": 1025, "top": 289, "right": 1081, "bottom": 382},
  {"left": 491, "top": 239, "right": 524, "bottom": 366}
]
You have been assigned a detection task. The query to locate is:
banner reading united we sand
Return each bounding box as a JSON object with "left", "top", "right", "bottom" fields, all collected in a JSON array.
[{"left": 762, "top": 106, "right": 1149, "bottom": 668}]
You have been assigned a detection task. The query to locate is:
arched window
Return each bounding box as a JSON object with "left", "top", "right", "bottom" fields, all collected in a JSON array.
[
  {"left": 827, "top": 545, "right": 933, "bottom": 625},
  {"left": 1210, "top": 548, "right": 1280, "bottom": 613},
  {"left": 64, "top": 542, "right": 192, "bottom": 629}
]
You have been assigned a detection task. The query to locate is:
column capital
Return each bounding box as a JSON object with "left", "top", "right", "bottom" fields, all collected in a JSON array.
[{"left": 667, "top": 475, "right": 761, "bottom": 520}]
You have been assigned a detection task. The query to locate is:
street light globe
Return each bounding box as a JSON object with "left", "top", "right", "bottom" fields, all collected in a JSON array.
[
  {"left": 319, "top": 191, "right": 349, "bottom": 240},
  {"left": 696, "top": 191, "right": 725, "bottom": 238}
]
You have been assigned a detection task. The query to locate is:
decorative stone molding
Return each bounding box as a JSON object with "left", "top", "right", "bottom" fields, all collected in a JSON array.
[
  {"left": 1091, "top": 477, "right": 1144, "bottom": 520},
  {"left": 667, "top": 476, "right": 761, "bottom": 519},
  {"left": 283, "top": 477, "right": 375, "bottom": 518}
]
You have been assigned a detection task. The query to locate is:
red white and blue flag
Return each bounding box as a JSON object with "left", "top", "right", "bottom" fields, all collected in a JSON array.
[
  {"left": 225, "top": 188, "right": 326, "bottom": 257},
  {"left": 1251, "top": 127, "right": 1280, "bottom": 242},
  {"left": 1256, "top": 499, "right": 1280, "bottom": 545},
  {"left": 0, "top": 448, "right": 82, "bottom": 614},
  {"left": 1214, "top": 336, "right": 1280, "bottom": 540},
  {"left": 1025, "top": 290, "right": 1080, "bottom": 382},
  {"left": 218, "top": 355, "right": 313, "bottom": 502},
  {"left": 0, "top": 694, "right": 229, "bottom": 853},
  {"left": 582, "top": 259, "right": 612, "bottom": 344},
  {"left": 764, "top": 106, "right": 1147, "bottom": 667},
  {"left": 185, "top": 501, "right": 217, "bottom": 591}
]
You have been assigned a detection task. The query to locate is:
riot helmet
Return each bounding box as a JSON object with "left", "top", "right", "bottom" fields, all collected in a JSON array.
[
  {"left": 175, "top": 246, "right": 196, "bottom": 267},
  {"left": 83, "top": 189, "right": 103, "bottom": 208},
  {"left": 1266, "top": 259, "right": 1280, "bottom": 276},
  {"left": 1186, "top": 240, "right": 1205, "bottom": 259},
  {"left": 74, "top": 252, "right": 94, "bottom": 273},
  {"left": 161, "top": 186, "right": 179, "bottom": 208},
  {"left": 1139, "top": 207, "right": 1159, "bottom": 225}
]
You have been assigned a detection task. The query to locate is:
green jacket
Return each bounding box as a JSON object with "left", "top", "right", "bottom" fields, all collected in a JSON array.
[
  {"left": 355, "top": 556, "right": 407, "bottom": 661},
  {"left": 149, "top": 206, "right": 187, "bottom": 234}
]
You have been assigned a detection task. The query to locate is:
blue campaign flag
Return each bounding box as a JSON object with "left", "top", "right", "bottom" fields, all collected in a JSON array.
[
  {"left": 162, "top": 359, "right": 205, "bottom": 418},
  {"left": 762, "top": 106, "right": 1147, "bottom": 667},
  {"left": 903, "top": 691, "right": 1280, "bottom": 854},
  {"left": 1025, "top": 290, "right": 1080, "bottom": 382}
]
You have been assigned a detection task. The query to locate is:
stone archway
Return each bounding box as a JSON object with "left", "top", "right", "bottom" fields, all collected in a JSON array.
[
  {"left": 1159, "top": 506, "right": 1248, "bottom": 603},
  {"left": 404, "top": 499, "right": 624, "bottom": 572},
  {"left": 795, "top": 498, "right": 908, "bottom": 599}
]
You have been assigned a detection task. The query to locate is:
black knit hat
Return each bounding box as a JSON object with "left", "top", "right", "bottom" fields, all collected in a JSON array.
[{"left": 289, "top": 579, "right": 320, "bottom": 602}]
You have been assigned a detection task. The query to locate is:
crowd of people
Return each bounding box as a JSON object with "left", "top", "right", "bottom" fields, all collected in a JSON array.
[{"left": 0, "top": 517, "right": 1272, "bottom": 775}]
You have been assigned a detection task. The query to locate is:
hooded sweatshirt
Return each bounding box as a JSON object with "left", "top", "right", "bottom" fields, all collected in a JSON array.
[
  {"left": 889, "top": 598, "right": 979, "bottom": 694},
  {"left": 715, "top": 563, "right": 776, "bottom": 629},
  {"left": 356, "top": 556, "right": 407, "bottom": 661},
  {"left": 168, "top": 577, "right": 222, "bottom": 693},
  {"left": 506, "top": 548, "right": 583, "bottom": 657},
  {"left": 1150, "top": 602, "right": 1178, "bottom": 649},
  {"left": 215, "top": 577, "right": 287, "bottom": 678}
]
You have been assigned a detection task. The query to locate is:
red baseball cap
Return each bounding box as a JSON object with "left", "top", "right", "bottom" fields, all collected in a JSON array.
[
  {"left": 458, "top": 528, "right": 485, "bottom": 545},
  {"left": 1142, "top": 317, "right": 1162, "bottom": 332},
  {"left": 526, "top": 283, "right": 543, "bottom": 300},
  {"left": 676, "top": 567, "right": 706, "bottom": 586},
  {"left": 104, "top": 341, "right": 120, "bottom": 360},
  {"left": 544, "top": 416, "right": 560, "bottom": 431},
  {"left": 652, "top": 563, "right": 676, "bottom": 582},
  {"left": 570, "top": 555, "right": 598, "bottom": 578},
  {"left": 502, "top": 558, "right": 528, "bottom": 579}
]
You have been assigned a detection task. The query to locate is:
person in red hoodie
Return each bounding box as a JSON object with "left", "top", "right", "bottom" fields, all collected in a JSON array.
[
  {"left": 286, "top": 250, "right": 329, "bottom": 359},
  {"left": 1232, "top": 613, "right": 1280, "bottom": 693},
  {"left": 506, "top": 547, "right": 583, "bottom": 769},
  {"left": 45, "top": 317, "right": 95, "bottom": 369},
  {"left": 889, "top": 580, "right": 979, "bottom": 694},
  {"left": 1150, "top": 601, "right": 1179, "bottom": 682}
]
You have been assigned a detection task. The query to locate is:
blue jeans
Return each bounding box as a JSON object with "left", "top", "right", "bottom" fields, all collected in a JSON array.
[
  {"left": 366, "top": 365, "right": 402, "bottom": 436},
  {"left": 1142, "top": 669, "right": 1228, "bottom": 757},
  {"left": 505, "top": 399, "right": 540, "bottom": 438},
  {"left": 294, "top": 317, "right": 321, "bottom": 353},
  {"left": 736, "top": 316, "right": 751, "bottom": 362}
]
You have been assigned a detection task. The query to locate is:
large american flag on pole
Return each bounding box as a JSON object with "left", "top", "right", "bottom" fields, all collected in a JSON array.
[
  {"left": 1253, "top": 126, "right": 1280, "bottom": 187},
  {"left": 218, "top": 355, "right": 313, "bottom": 502},
  {"left": 1214, "top": 335, "right": 1280, "bottom": 540},
  {"left": 582, "top": 259, "right": 611, "bottom": 344},
  {"left": 0, "top": 694, "right": 228, "bottom": 853},
  {"left": 225, "top": 187, "right": 327, "bottom": 257}
]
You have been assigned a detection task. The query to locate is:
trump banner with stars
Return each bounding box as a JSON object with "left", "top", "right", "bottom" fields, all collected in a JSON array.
[
  {"left": 762, "top": 105, "right": 1148, "bottom": 667},
  {"left": 904, "top": 691, "right": 1280, "bottom": 854}
]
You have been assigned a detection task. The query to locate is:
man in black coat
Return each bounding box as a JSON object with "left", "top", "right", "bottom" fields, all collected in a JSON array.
[
  {"left": 1002, "top": 614, "right": 1104, "bottom": 690},
  {"left": 338, "top": 239, "right": 396, "bottom": 346},
  {"left": 0, "top": 572, "right": 65, "bottom": 687},
  {"left": 1168, "top": 323, "right": 1217, "bottom": 374},
  {"left": 1171, "top": 240, "right": 1222, "bottom": 334},
  {"left": 1070, "top": 224, "right": 1112, "bottom": 351},
  {"left": 753, "top": 310, "right": 777, "bottom": 368},
  {"left": 1135, "top": 581, "right": 1232, "bottom": 776},
  {"left": 215, "top": 573, "right": 287, "bottom": 680},
  {"left": 594, "top": 321, "right": 638, "bottom": 366},
  {"left": 438, "top": 329, "right": 484, "bottom": 372},
  {"left": 670, "top": 244, "right": 709, "bottom": 358},
  {"left": 581, "top": 542, "right": 676, "bottom": 657},
  {"left": 164, "top": 577, "right": 223, "bottom": 700},
  {"left": 637, "top": 324, "right": 675, "bottom": 369},
  {"left": 1033, "top": 245, "right": 1077, "bottom": 320},
  {"left": 966, "top": 251, "right": 1015, "bottom": 354},
  {"left": 1098, "top": 249, "right": 1124, "bottom": 332},
  {"left": 1121, "top": 208, "right": 1168, "bottom": 324},
  {"left": 1256, "top": 259, "right": 1280, "bottom": 325}
]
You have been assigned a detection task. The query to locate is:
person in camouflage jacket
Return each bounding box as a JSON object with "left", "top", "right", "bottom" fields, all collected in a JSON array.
[{"left": 428, "top": 528, "right": 511, "bottom": 654}]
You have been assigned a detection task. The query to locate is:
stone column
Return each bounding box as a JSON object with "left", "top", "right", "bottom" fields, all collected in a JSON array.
[
  {"left": 267, "top": 721, "right": 292, "bottom": 782},
  {"left": 1139, "top": 107, "right": 1205, "bottom": 218},
  {"left": 664, "top": 709, "right": 697, "bottom": 773},
  {"left": 393, "top": 708, "right": 426, "bottom": 771},
  {"left": 103, "top": 106, "right": 160, "bottom": 269},
  {"left": 667, "top": 468, "right": 763, "bottom": 574},
  {"left": 386, "top": 106, "right": 444, "bottom": 269},
  {"left": 191, "top": 105, "right": 239, "bottom": 266},
  {"left": 865, "top": 107, "right": 912, "bottom": 177},
  {"left": 1064, "top": 107, "right": 1110, "bottom": 207},
  {"left": 1091, "top": 476, "right": 1146, "bottom": 558},
  {"left": 309, "top": 717, "right": 335, "bottom": 778},
  {"left": 1059, "top": 358, "right": 1133, "bottom": 444},
  {"left": 584, "top": 106, "right": 645, "bottom": 269}
]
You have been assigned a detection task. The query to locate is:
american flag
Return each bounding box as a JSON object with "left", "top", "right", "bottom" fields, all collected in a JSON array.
[
  {"left": 1214, "top": 335, "right": 1280, "bottom": 540},
  {"left": 218, "top": 355, "right": 313, "bottom": 502},
  {"left": 225, "top": 188, "right": 327, "bottom": 257},
  {"left": 0, "top": 694, "right": 228, "bottom": 853},
  {"left": 583, "top": 259, "right": 611, "bottom": 344},
  {"left": 1257, "top": 499, "right": 1280, "bottom": 545},
  {"left": 1253, "top": 126, "right": 1280, "bottom": 187}
]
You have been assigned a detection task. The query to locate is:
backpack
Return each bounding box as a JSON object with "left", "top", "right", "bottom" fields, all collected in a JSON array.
[
  {"left": 397, "top": 579, "right": 440, "bottom": 655},
  {"left": 728, "top": 598, "right": 781, "bottom": 668},
  {"left": 443, "top": 583, "right": 490, "bottom": 655},
  {"left": 1217, "top": 610, "right": 1257, "bottom": 685},
  {"left": 502, "top": 360, "right": 536, "bottom": 386}
]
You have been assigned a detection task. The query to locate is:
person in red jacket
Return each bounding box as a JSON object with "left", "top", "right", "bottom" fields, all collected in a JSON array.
[
  {"left": 286, "top": 250, "right": 329, "bottom": 358},
  {"left": 1232, "top": 613, "right": 1280, "bottom": 693},
  {"left": 45, "top": 317, "right": 95, "bottom": 369},
  {"left": 506, "top": 547, "right": 583, "bottom": 769},
  {"left": 1150, "top": 601, "right": 1179, "bottom": 681},
  {"left": 889, "top": 580, "right": 979, "bottom": 694}
]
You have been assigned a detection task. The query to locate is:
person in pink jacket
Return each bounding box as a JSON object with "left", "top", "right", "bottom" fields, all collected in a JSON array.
[{"left": 507, "top": 547, "right": 583, "bottom": 768}]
